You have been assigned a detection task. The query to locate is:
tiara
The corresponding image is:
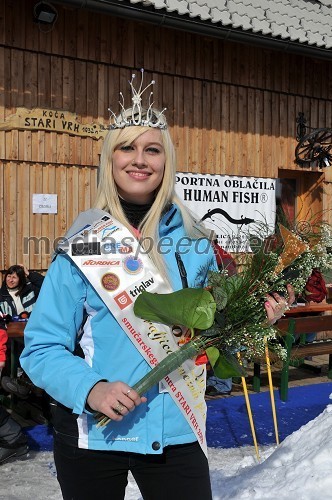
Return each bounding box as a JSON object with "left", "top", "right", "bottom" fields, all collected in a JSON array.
[{"left": 108, "top": 69, "right": 167, "bottom": 130}]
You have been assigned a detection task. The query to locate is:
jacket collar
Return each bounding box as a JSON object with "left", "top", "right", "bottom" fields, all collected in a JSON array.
[{"left": 159, "top": 204, "right": 183, "bottom": 235}]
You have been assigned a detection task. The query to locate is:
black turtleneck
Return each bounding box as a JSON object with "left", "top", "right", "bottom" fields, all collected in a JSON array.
[{"left": 119, "top": 198, "right": 153, "bottom": 229}]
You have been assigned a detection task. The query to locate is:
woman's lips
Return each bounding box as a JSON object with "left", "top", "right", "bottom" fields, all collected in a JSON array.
[{"left": 127, "top": 171, "right": 151, "bottom": 179}]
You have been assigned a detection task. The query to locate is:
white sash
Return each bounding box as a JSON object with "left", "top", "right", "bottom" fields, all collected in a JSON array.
[{"left": 62, "top": 211, "right": 208, "bottom": 456}]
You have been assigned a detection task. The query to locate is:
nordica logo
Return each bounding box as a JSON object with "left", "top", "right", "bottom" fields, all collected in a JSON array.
[
  {"left": 128, "top": 277, "right": 154, "bottom": 298},
  {"left": 81, "top": 259, "right": 121, "bottom": 267}
]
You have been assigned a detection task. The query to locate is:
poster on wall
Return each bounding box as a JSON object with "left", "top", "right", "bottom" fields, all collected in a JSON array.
[
  {"left": 32, "top": 194, "right": 58, "bottom": 214},
  {"left": 175, "top": 173, "right": 276, "bottom": 252}
]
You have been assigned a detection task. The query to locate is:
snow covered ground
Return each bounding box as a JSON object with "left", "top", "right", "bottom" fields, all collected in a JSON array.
[{"left": 2, "top": 406, "right": 332, "bottom": 500}]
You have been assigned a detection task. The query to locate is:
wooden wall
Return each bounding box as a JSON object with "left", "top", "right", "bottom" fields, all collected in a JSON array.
[{"left": 1, "top": 0, "right": 332, "bottom": 271}]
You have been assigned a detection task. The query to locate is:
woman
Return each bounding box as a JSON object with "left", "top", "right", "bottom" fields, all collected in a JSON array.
[
  {"left": 0, "top": 265, "right": 44, "bottom": 318},
  {"left": 0, "top": 313, "right": 29, "bottom": 464},
  {"left": 0, "top": 265, "right": 44, "bottom": 398},
  {"left": 20, "top": 74, "right": 287, "bottom": 500}
]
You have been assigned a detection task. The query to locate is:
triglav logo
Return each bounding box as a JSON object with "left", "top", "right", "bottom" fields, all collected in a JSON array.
[
  {"left": 114, "top": 275, "right": 155, "bottom": 310},
  {"left": 114, "top": 291, "right": 133, "bottom": 310},
  {"left": 128, "top": 277, "right": 154, "bottom": 298}
]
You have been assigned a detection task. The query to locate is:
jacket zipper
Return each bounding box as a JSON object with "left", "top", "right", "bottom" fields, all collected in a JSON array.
[{"left": 175, "top": 252, "right": 188, "bottom": 289}]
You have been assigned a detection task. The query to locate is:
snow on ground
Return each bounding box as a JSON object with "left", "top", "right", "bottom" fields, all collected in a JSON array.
[{"left": 2, "top": 406, "right": 332, "bottom": 500}]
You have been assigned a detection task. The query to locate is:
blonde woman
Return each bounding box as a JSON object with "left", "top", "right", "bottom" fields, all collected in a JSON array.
[{"left": 21, "top": 73, "right": 287, "bottom": 500}]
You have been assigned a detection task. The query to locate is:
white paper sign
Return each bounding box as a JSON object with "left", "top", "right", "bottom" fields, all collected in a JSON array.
[
  {"left": 32, "top": 194, "right": 58, "bottom": 214},
  {"left": 175, "top": 173, "right": 276, "bottom": 252}
]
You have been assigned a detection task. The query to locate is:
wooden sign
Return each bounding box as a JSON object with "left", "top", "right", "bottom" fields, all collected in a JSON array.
[{"left": 0, "top": 107, "right": 109, "bottom": 140}]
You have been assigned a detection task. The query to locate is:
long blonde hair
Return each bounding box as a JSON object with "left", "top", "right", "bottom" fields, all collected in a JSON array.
[{"left": 94, "top": 116, "right": 211, "bottom": 281}]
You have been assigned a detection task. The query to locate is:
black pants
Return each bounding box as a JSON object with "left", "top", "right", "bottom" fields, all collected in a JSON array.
[
  {"left": 0, "top": 404, "right": 22, "bottom": 444},
  {"left": 54, "top": 437, "right": 212, "bottom": 500}
]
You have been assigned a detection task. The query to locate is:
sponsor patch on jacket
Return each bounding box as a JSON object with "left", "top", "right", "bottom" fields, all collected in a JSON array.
[
  {"left": 92, "top": 219, "right": 120, "bottom": 239},
  {"left": 113, "top": 274, "right": 155, "bottom": 310},
  {"left": 72, "top": 242, "right": 101, "bottom": 256},
  {"left": 127, "top": 276, "right": 155, "bottom": 298},
  {"left": 114, "top": 291, "right": 133, "bottom": 310},
  {"left": 122, "top": 256, "right": 143, "bottom": 275},
  {"left": 101, "top": 273, "right": 120, "bottom": 291},
  {"left": 101, "top": 226, "right": 120, "bottom": 239},
  {"left": 92, "top": 216, "right": 112, "bottom": 232},
  {"left": 81, "top": 258, "right": 121, "bottom": 267},
  {"left": 101, "top": 242, "right": 133, "bottom": 254}
]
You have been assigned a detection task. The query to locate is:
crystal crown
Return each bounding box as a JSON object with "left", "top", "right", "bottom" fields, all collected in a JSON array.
[{"left": 108, "top": 69, "right": 167, "bottom": 130}]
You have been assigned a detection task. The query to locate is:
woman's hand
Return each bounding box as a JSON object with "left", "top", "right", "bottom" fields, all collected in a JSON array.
[
  {"left": 87, "top": 381, "right": 147, "bottom": 421},
  {"left": 18, "top": 263, "right": 29, "bottom": 278},
  {"left": 264, "top": 284, "right": 295, "bottom": 325}
]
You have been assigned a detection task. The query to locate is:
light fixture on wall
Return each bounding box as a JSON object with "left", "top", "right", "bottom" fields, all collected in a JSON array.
[
  {"left": 295, "top": 112, "right": 332, "bottom": 168},
  {"left": 33, "top": 2, "right": 58, "bottom": 26}
]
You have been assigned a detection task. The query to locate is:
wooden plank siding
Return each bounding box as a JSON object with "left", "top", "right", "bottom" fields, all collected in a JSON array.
[
  {"left": 0, "top": 0, "right": 332, "bottom": 272},
  {"left": 0, "top": 160, "right": 98, "bottom": 272}
]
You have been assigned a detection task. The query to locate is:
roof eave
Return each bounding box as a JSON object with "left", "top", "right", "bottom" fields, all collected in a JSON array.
[{"left": 52, "top": 0, "right": 332, "bottom": 61}]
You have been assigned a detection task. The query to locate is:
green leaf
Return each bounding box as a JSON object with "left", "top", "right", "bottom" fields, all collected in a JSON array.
[
  {"left": 206, "top": 347, "right": 245, "bottom": 378},
  {"left": 134, "top": 288, "right": 216, "bottom": 330}
]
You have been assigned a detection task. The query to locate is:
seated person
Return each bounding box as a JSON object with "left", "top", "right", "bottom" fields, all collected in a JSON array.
[
  {"left": 295, "top": 269, "right": 327, "bottom": 344},
  {"left": 0, "top": 265, "right": 44, "bottom": 398},
  {"left": 0, "top": 265, "right": 44, "bottom": 318},
  {"left": 0, "top": 313, "right": 28, "bottom": 464}
]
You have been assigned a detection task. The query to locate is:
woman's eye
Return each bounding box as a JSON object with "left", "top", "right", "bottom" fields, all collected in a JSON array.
[
  {"left": 147, "top": 147, "right": 160, "bottom": 154},
  {"left": 119, "top": 145, "right": 133, "bottom": 152}
]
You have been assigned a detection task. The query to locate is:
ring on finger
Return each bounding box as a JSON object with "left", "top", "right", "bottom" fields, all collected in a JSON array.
[
  {"left": 114, "top": 402, "right": 124, "bottom": 414},
  {"left": 126, "top": 389, "right": 131, "bottom": 395}
]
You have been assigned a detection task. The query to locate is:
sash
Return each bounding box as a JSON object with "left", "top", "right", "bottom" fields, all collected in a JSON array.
[{"left": 61, "top": 211, "right": 208, "bottom": 456}]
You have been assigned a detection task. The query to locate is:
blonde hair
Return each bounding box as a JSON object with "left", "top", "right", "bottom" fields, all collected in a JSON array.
[{"left": 94, "top": 113, "right": 212, "bottom": 281}]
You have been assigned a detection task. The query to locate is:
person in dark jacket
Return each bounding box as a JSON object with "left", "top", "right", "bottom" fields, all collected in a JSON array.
[
  {"left": 0, "top": 265, "right": 44, "bottom": 318},
  {"left": 0, "top": 265, "right": 44, "bottom": 398},
  {"left": 0, "top": 313, "right": 28, "bottom": 464}
]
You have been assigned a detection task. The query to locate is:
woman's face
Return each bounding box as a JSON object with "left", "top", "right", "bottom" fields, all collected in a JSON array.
[
  {"left": 6, "top": 273, "right": 19, "bottom": 289},
  {"left": 112, "top": 129, "right": 165, "bottom": 204}
]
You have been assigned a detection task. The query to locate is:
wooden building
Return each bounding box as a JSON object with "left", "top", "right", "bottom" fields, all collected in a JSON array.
[{"left": 0, "top": 0, "right": 332, "bottom": 272}]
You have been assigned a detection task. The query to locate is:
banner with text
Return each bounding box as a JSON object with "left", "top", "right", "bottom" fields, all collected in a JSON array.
[{"left": 175, "top": 173, "right": 276, "bottom": 252}]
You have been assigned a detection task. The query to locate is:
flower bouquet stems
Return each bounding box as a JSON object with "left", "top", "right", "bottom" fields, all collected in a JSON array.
[{"left": 95, "top": 333, "right": 217, "bottom": 427}]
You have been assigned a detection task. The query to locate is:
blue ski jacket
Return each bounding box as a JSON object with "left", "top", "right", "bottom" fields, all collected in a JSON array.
[{"left": 20, "top": 205, "right": 217, "bottom": 454}]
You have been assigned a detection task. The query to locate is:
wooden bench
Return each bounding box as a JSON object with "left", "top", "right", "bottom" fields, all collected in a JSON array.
[{"left": 253, "top": 312, "right": 332, "bottom": 401}]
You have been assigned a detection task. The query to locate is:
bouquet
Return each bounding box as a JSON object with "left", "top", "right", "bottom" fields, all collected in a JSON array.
[
  {"left": 95, "top": 219, "right": 332, "bottom": 427},
  {"left": 304, "top": 269, "right": 327, "bottom": 303}
]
